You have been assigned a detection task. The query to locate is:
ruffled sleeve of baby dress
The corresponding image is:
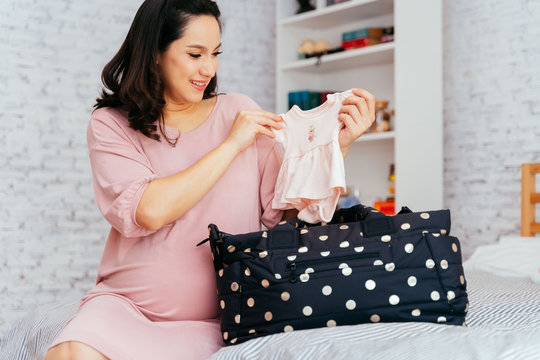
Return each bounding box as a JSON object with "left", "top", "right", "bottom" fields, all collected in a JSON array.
[{"left": 272, "top": 89, "right": 353, "bottom": 223}]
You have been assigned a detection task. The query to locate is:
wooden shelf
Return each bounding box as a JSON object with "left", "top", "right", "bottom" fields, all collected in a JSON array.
[
  {"left": 280, "top": 0, "right": 394, "bottom": 28},
  {"left": 355, "top": 131, "right": 395, "bottom": 143},
  {"left": 281, "top": 42, "right": 394, "bottom": 73}
]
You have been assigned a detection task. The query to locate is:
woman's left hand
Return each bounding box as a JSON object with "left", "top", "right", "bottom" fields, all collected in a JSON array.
[{"left": 338, "top": 88, "right": 376, "bottom": 157}]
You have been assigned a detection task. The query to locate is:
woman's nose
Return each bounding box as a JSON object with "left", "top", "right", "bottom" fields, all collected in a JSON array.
[{"left": 200, "top": 59, "right": 217, "bottom": 77}]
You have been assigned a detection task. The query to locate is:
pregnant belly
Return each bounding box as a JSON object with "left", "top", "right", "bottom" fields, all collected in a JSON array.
[{"left": 96, "top": 244, "right": 219, "bottom": 322}]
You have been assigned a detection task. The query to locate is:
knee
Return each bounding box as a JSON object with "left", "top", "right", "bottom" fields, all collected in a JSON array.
[{"left": 45, "top": 341, "right": 108, "bottom": 360}]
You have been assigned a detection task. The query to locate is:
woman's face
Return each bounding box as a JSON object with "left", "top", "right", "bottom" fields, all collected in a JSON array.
[{"left": 158, "top": 15, "right": 221, "bottom": 105}]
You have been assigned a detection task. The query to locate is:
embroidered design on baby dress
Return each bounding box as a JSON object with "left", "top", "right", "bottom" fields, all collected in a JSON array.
[
  {"left": 308, "top": 125, "right": 316, "bottom": 142},
  {"left": 272, "top": 89, "right": 353, "bottom": 223}
]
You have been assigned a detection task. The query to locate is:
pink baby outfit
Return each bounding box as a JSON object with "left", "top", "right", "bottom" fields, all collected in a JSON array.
[
  {"left": 272, "top": 89, "right": 352, "bottom": 224},
  {"left": 48, "top": 93, "right": 284, "bottom": 360}
]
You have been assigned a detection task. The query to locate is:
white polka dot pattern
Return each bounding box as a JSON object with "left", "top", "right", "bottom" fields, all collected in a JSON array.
[
  {"left": 431, "top": 291, "right": 441, "bottom": 301},
  {"left": 319, "top": 235, "right": 328, "bottom": 241},
  {"left": 298, "top": 246, "right": 308, "bottom": 253},
  {"left": 405, "top": 243, "right": 414, "bottom": 253},
  {"left": 303, "top": 306, "right": 312, "bottom": 316},
  {"left": 346, "top": 300, "right": 356, "bottom": 310},
  {"left": 426, "top": 259, "right": 435, "bottom": 269},
  {"left": 327, "top": 320, "right": 337, "bottom": 327},
  {"left": 300, "top": 229, "right": 309, "bottom": 234},
  {"left": 320, "top": 251, "right": 330, "bottom": 257},
  {"left": 365, "top": 280, "right": 376, "bottom": 290},
  {"left": 440, "top": 260, "right": 449, "bottom": 269},
  {"left": 389, "top": 295, "right": 400, "bottom": 305},
  {"left": 259, "top": 251, "right": 268, "bottom": 258},
  {"left": 322, "top": 285, "right": 332, "bottom": 296},
  {"left": 281, "top": 292, "right": 290, "bottom": 301},
  {"left": 287, "top": 255, "right": 297, "bottom": 261},
  {"left": 370, "top": 314, "right": 380, "bottom": 322},
  {"left": 401, "top": 223, "right": 411, "bottom": 230},
  {"left": 284, "top": 325, "right": 293, "bottom": 332},
  {"left": 339, "top": 241, "right": 349, "bottom": 248},
  {"left": 408, "top": 276, "right": 417, "bottom": 287},
  {"left": 411, "top": 309, "right": 421, "bottom": 316},
  {"left": 420, "top": 212, "right": 430, "bottom": 219},
  {"left": 381, "top": 235, "right": 391, "bottom": 242},
  {"left": 354, "top": 246, "right": 364, "bottom": 252},
  {"left": 385, "top": 263, "right": 395, "bottom": 272}
]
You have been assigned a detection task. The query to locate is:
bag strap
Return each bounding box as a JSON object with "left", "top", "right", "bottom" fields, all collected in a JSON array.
[{"left": 197, "top": 223, "right": 226, "bottom": 271}]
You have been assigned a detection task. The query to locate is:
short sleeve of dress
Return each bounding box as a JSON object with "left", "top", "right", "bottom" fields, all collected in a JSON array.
[{"left": 87, "top": 110, "right": 159, "bottom": 238}]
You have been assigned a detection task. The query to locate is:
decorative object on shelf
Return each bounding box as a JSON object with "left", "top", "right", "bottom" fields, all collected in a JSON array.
[
  {"left": 374, "top": 164, "right": 395, "bottom": 215},
  {"left": 368, "top": 100, "right": 392, "bottom": 133},
  {"left": 381, "top": 26, "right": 395, "bottom": 43},
  {"left": 296, "top": 0, "right": 315, "bottom": 14},
  {"left": 297, "top": 39, "right": 343, "bottom": 60},
  {"left": 388, "top": 163, "right": 395, "bottom": 200},
  {"left": 342, "top": 27, "right": 384, "bottom": 50}
]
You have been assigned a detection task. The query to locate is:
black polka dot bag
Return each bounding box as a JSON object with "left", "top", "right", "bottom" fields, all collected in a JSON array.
[{"left": 199, "top": 204, "right": 468, "bottom": 345}]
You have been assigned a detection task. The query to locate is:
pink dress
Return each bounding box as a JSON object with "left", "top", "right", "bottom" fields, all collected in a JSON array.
[
  {"left": 272, "top": 89, "right": 351, "bottom": 224},
  {"left": 49, "top": 93, "right": 284, "bottom": 359}
]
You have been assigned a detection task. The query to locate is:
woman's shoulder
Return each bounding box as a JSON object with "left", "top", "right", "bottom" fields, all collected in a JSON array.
[{"left": 88, "top": 107, "right": 135, "bottom": 143}]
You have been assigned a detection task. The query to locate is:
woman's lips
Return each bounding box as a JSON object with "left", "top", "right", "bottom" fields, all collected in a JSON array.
[{"left": 190, "top": 80, "right": 207, "bottom": 91}]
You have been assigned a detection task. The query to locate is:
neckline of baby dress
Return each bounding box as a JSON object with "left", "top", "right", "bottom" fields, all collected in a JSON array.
[{"left": 290, "top": 96, "right": 336, "bottom": 120}]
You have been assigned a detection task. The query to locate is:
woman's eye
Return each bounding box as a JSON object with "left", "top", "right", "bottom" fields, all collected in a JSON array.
[
  {"left": 189, "top": 54, "right": 202, "bottom": 59},
  {"left": 213, "top": 51, "right": 223, "bottom": 56}
]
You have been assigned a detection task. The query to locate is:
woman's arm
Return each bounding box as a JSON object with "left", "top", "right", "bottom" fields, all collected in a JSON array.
[{"left": 136, "top": 109, "right": 283, "bottom": 231}]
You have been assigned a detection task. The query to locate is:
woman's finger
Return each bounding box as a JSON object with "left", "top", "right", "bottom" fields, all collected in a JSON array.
[
  {"left": 351, "top": 88, "right": 375, "bottom": 115},
  {"left": 339, "top": 104, "right": 362, "bottom": 124},
  {"left": 255, "top": 115, "right": 283, "bottom": 130},
  {"left": 338, "top": 112, "right": 358, "bottom": 131},
  {"left": 342, "top": 96, "right": 369, "bottom": 116},
  {"left": 257, "top": 124, "right": 276, "bottom": 138}
]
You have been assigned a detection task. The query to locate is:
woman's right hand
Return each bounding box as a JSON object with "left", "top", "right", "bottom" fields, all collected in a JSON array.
[{"left": 225, "top": 109, "right": 283, "bottom": 153}]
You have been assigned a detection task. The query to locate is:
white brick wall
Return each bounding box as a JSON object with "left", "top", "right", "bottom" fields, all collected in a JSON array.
[
  {"left": 443, "top": 0, "right": 540, "bottom": 259},
  {"left": 1, "top": 0, "right": 539, "bottom": 338},
  {"left": 0, "top": 0, "right": 275, "bottom": 336}
]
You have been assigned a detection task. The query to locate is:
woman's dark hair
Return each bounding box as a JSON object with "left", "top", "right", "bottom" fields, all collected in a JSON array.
[{"left": 94, "top": 0, "right": 222, "bottom": 145}]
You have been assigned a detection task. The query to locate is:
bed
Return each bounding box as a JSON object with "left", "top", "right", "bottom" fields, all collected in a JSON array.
[{"left": 2, "top": 164, "right": 539, "bottom": 360}]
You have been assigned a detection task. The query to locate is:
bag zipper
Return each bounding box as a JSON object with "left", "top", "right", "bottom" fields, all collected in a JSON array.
[{"left": 286, "top": 252, "right": 379, "bottom": 283}]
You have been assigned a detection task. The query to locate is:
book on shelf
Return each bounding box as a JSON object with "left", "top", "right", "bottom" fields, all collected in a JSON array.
[
  {"left": 342, "top": 37, "right": 381, "bottom": 50},
  {"left": 288, "top": 91, "right": 321, "bottom": 110},
  {"left": 288, "top": 90, "right": 340, "bottom": 111},
  {"left": 342, "top": 27, "right": 383, "bottom": 42}
]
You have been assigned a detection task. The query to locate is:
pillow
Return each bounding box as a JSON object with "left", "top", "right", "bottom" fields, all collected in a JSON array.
[{"left": 463, "top": 235, "right": 540, "bottom": 283}]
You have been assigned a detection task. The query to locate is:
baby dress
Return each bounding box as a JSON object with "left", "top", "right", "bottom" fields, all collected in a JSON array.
[{"left": 272, "top": 89, "right": 353, "bottom": 223}]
